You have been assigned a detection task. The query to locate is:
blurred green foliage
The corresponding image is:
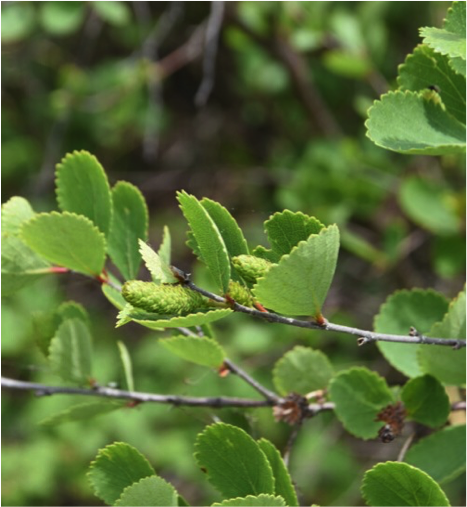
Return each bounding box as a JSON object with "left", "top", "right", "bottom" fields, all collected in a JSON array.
[{"left": 2, "top": 2, "right": 465, "bottom": 506}]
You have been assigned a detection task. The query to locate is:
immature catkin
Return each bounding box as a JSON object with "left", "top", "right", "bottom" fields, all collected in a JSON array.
[
  {"left": 122, "top": 281, "right": 207, "bottom": 315},
  {"left": 227, "top": 280, "right": 255, "bottom": 306},
  {"left": 232, "top": 255, "right": 273, "bottom": 284}
]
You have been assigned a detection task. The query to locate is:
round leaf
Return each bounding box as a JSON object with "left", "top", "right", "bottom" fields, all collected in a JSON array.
[
  {"left": 401, "top": 375, "right": 450, "bottom": 427},
  {"left": 366, "top": 90, "right": 466, "bottom": 155},
  {"left": 194, "top": 423, "right": 275, "bottom": 498},
  {"left": 88, "top": 442, "right": 155, "bottom": 506},
  {"left": 374, "top": 289, "right": 449, "bottom": 378},
  {"left": 1, "top": 196, "right": 34, "bottom": 235},
  {"left": 361, "top": 462, "right": 450, "bottom": 506},
  {"left": 21, "top": 212, "right": 106, "bottom": 276},
  {"left": 329, "top": 367, "right": 395, "bottom": 439},
  {"left": 405, "top": 424, "right": 466, "bottom": 484},
  {"left": 213, "top": 495, "right": 286, "bottom": 507},
  {"left": 273, "top": 346, "right": 334, "bottom": 396},
  {"left": 115, "top": 476, "right": 178, "bottom": 507}
]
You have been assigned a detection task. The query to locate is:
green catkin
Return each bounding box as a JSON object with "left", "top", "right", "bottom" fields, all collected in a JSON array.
[
  {"left": 231, "top": 255, "right": 273, "bottom": 284},
  {"left": 227, "top": 280, "right": 255, "bottom": 306},
  {"left": 122, "top": 281, "right": 207, "bottom": 315}
]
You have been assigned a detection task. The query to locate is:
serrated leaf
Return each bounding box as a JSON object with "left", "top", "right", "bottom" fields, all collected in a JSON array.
[
  {"left": 56, "top": 151, "right": 112, "bottom": 236},
  {"left": 399, "top": 176, "right": 461, "bottom": 235},
  {"left": 449, "top": 55, "right": 466, "bottom": 76},
  {"left": 139, "top": 239, "right": 177, "bottom": 284},
  {"left": 405, "top": 424, "right": 466, "bottom": 484},
  {"left": 158, "top": 225, "right": 172, "bottom": 266},
  {"left": 273, "top": 346, "right": 334, "bottom": 396},
  {"left": 366, "top": 90, "right": 466, "bottom": 155},
  {"left": 39, "top": 1, "right": 85, "bottom": 35},
  {"left": 259, "top": 211, "right": 325, "bottom": 263},
  {"left": 257, "top": 439, "right": 298, "bottom": 507},
  {"left": 48, "top": 318, "right": 93, "bottom": 386},
  {"left": 361, "top": 462, "right": 450, "bottom": 506},
  {"left": 374, "top": 289, "right": 449, "bottom": 378},
  {"left": 253, "top": 225, "right": 339, "bottom": 318},
  {"left": 102, "top": 284, "right": 127, "bottom": 310},
  {"left": 329, "top": 367, "right": 395, "bottom": 439},
  {"left": 177, "top": 191, "right": 230, "bottom": 293},
  {"left": 115, "top": 475, "right": 178, "bottom": 506},
  {"left": 107, "top": 181, "right": 148, "bottom": 280},
  {"left": 88, "top": 442, "right": 155, "bottom": 506},
  {"left": 1, "top": 196, "right": 35, "bottom": 235},
  {"left": 40, "top": 400, "right": 123, "bottom": 426},
  {"left": 418, "top": 289, "right": 466, "bottom": 385},
  {"left": 160, "top": 335, "right": 225, "bottom": 368},
  {"left": 201, "top": 198, "right": 249, "bottom": 258},
  {"left": 1, "top": 233, "right": 50, "bottom": 296},
  {"left": 398, "top": 45, "right": 466, "bottom": 124},
  {"left": 117, "top": 341, "right": 134, "bottom": 391},
  {"left": 117, "top": 307, "right": 233, "bottom": 330},
  {"left": 401, "top": 375, "right": 450, "bottom": 428},
  {"left": 194, "top": 423, "right": 275, "bottom": 498},
  {"left": 212, "top": 495, "right": 286, "bottom": 506},
  {"left": 21, "top": 212, "right": 106, "bottom": 276}
]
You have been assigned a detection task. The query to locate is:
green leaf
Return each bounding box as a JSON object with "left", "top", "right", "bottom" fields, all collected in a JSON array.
[
  {"left": 21, "top": 212, "right": 106, "bottom": 276},
  {"left": 272, "top": 346, "right": 334, "bottom": 396},
  {"left": 329, "top": 367, "right": 395, "bottom": 439},
  {"left": 212, "top": 495, "right": 286, "bottom": 507},
  {"left": 449, "top": 56, "right": 466, "bottom": 77},
  {"left": 1, "top": 196, "right": 35, "bottom": 235},
  {"left": 398, "top": 45, "right": 466, "bottom": 124},
  {"left": 259, "top": 211, "right": 325, "bottom": 263},
  {"left": 48, "top": 318, "right": 93, "bottom": 386},
  {"left": 419, "top": 289, "right": 466, "bottom": 385},
  {"left": 158, "top": 226, "right": 172, "bottom": 266},
  {"left": 117, "top": 341, "right": 134, "bottom": 391},
  {"left": 177, "top": 191, "right": 231, "bottom": 293},
  {"left": 40, "top": 400, "right": 123, "bottom": 426},
  {"left": 1, "top": 233, "right": 50, "bottom": 296},
  {"left": 107, "top": 181, "right": 148, "bottom": 280},
  {"left": 253, "top": 225, "right": 340, "bottom": 318},
  {"left": 91, "top": 1, "right": 131, "bottom": 26},
  {"left": 115, "top": 476, "right": 178, "bottom": 507},
  {"left": 405, "top": 424, "right": 466, "bottom": 484},
  {"left": 194, "top": 423, "right": 275, "bottom": 498},
  {"left": 56, "top": 151, "right": 112, "bottom": 236},
  {"left": 117, "top": 307, "right": 233, "bottom": 330},
  {"left": 257, "top": 439, "right": 298, "bottom": 507},
  {"left": 399, "top": 176, "right": 461, "bottom": 235},
  {"left": 39, "top": 1, "right": 85, "bottom": 36},
  {"left": 201, "top": 198, "right": 249, "bottom": 258},
  {"left": 374, "top": 289, "right": 449, "bottom": 378},
  {"left": 1, "top": 2, "right": 35, "bottom": 43},
  {"left": 361, "top": 462, "right": 450, "bottom": 506},
  {"left": 88, "top": 442, "right": 155, "bottom": 506},
  {"left": 366, "top": 90, "right": 466, "bottom": 155},
  {"left": 421, "top": 26, "right": 466, "bottom": 60},
  {"left": 401, "top": 375, "right": 450, "bottom": 428},
  {"left": 102, "top": 284, "right": 127, "bottom": 310},
  {"left": 139, "top": 239, "right": 177, "bottom": 284},
  {"left": 160, "top": 335, "right": 225, "bottom": 368}
]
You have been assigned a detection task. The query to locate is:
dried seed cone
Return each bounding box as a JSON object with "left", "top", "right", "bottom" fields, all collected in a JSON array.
[
  {"left": 122, "top": 281, "right": 207, "bottom": 315},
  {"left": 232, "top": 255, "right": 273, "bottom": 284},
  {"left": 227, "top": 280, "right": 254, "bottom": 306}
]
